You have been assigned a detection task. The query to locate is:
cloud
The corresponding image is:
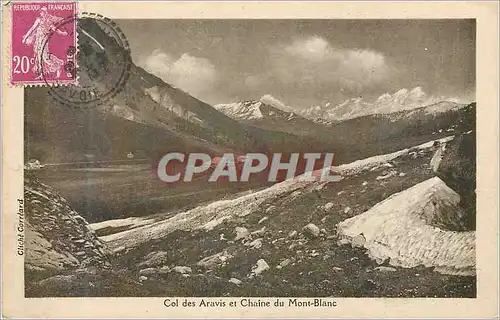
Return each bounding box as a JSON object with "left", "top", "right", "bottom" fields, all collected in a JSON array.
[
  {"left": 141, "top": 49, "right": 218, "bottom": 96},
  {"left": 260, "top": 94, "right": 291, "bottom": 112},
  {"left": 260, "top": 36, "right": 393, "bottom": 92},
  {"left": 284, "top": 36, "right": 331, "bottom": 61}
]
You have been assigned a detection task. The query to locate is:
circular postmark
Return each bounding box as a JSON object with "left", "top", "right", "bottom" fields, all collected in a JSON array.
[{"left": 41, "top": 12, "right": 132, "bottom": 109}]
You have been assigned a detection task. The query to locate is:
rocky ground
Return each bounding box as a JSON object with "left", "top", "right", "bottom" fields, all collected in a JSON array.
[
  {"left": 24, "top": 174, "right": 111, "bottom": 283},
  {"left": 25, "top": 136, "right": 476, "bottom": 298}
]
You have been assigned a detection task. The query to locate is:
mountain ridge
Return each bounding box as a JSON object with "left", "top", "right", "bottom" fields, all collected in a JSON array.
[{"left": 296, "top": 87, "right": 466, "bottom": 122}]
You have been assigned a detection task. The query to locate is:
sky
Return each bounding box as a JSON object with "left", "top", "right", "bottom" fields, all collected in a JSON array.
[{"left": 117, "top": 19, "right": 475, "bottom": 109}]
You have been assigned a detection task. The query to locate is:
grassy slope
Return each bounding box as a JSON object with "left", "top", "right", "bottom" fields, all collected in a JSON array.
[{"left": 26, "top": 137, "right": 475, "bottom": 297}]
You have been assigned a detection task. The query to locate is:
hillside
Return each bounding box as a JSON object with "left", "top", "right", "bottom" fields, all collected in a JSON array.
[
  {"left": 24, "top": 18, "right": 324, "bottom": 165},
  {"left": 26, "top": 136, "right": 475, "bottom": 297},
  {"left": 24, "top": 173, "right": 112, "bottom": 280}
]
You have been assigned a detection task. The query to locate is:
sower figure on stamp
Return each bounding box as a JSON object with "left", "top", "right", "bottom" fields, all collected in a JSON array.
[{"left": 21, "top": 6, "right": 68, "bottom": 79}]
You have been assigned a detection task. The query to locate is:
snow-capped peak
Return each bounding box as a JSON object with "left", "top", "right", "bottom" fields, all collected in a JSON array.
[
  {"left": 214, "top": 96, "right": 302, "bottom": 122},
  {"left": 213, "top": 100, "right": 264, "bottom": 120},
  {"left": 297, "top": 87, "right": 464, "bottom": 122}
]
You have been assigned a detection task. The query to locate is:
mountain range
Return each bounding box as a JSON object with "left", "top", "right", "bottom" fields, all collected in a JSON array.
[
  {"left": 297, "top": 87, "right": 465, "bottom": 122},
  {"left": 213, "top": 98, "right": 326, "bottom": 136},
  {"left": 25, "top": 17, "right": 475, "bottom": 168}
]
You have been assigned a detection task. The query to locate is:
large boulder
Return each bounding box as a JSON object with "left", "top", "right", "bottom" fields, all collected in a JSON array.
[{"left": 431, "top": 131, "right": 476, "bottom": 230}]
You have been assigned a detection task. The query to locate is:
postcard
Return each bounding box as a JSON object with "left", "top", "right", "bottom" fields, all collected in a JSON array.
[{"left": 1, "top": 1, "right": 498, "bottom": 318}]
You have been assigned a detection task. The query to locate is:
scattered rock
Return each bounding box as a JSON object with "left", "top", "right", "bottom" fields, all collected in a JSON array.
[
  {"left": 265, "top": 206, "right": 276, "bottom": 213},
  {"left": 246, "top": 238, "right": 263, "bottom": 249},
  {"left": 290, "top": 191, "right": 302, "bottom": 198},
  {"left": 364, "top": 279, "right": 378, "bottom": 289},
  {"left": 159, "top": 266, "right": 170, "bottom": 274},
  {"left": 258, "top": 217, "right": 269, "bottom": 224},
  {"left": 320, "top": 228, "right": 327, "bottom": 235},
  {"left": 197, "top": 251, "right": 233, "bottom": 270},
  {"left": 344, "top": 207, "right": 352, "bottom": 214},
  {"left": 229, "top": 278, "right": 242, "bottom": 285},
  {"left": 373, "top": 266, "right": 397, "bottom": 272},
  {"left": 351, "top": 234, "right": 366, "bottom": 248},
  {"left": 234, "top": 227, "right": 250, "bottom": 241},
  {"left": 337, "top": 191, "right": 345, "bottom": 195},
  {"left": 220, "top": 233, "right": 226, "bottom": 241},
  {"left": 139, "top": 268, "right": 159, "bottom": 276},
  {"left": 287, "top": 230, "right": 298, "bottom": 238},
  {"left": 249, "top": 259, "right": 270, "bottom": 278},
  {"left": 276, "top": 258, "right": 292, "bottom": 269},
  {"left": 324, "top": 202, "right": 334, "bottom": 211},
  {"left": 362, "top": 181, "right": 368, "bottom": 186},
  {"left": 337, "top": 238, "right": 350, "bottom": 245},
  {"left": 302, "top": 223, "right": 320, "bottom": 238},
  {"left": 399, "top": 172, "right": 406, "bottom": 177},
  {"left": 172, "top": 266, "right": 192, "bottom": 274},
  {"left": 320, "top": 216, "right": 328, "bottom": 223},
  {"left": 370, "top": 162, "right": 393, "bottom": 172},
  {"left": 251, "top": 227, "right": 266, "bottom": 236},
  {"left": 376, "top": 171, "right": 397, "bottom": 180},
  {"left": 138, "top": 251, "right": 169, "bottom": 268},
  {"left": 114, "top": 246, "right": 126, "bottom": 253},
  {"left": 139, "top": 275, "right": 148, "bottom": 281},
  {"left": 313, "top": 183, "right": 326, "bottom": 191}
]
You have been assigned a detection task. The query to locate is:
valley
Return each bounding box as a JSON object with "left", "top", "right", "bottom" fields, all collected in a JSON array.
[{"left": 22, "top": 16, "right": 477, "bottom": 299}]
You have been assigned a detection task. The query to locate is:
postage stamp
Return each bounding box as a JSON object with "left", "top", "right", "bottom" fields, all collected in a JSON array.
[{"left": 10, "top": 2, "right": 78, "bottom": 86}]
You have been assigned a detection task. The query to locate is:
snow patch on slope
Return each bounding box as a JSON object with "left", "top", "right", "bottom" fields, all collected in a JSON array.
[
  {"left": 90, "top": 217, "right": 156, "bottom": 233},
  {"left": 213, "top": 101, "right": 264, "bottom": 120},
  {"left": 144, "top": 86, "right": 203, "bottom": 124},
  {"left": 337, "top": 177, "right": 475, "bottom": 276},
  {"left": 335, "top": 136, "right": 454, "bottom": 176}
]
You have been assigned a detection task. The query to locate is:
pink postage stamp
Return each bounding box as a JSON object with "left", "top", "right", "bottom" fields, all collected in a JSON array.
[{"left": 10, "top": 2, "right": 78, "bottom": 86}]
